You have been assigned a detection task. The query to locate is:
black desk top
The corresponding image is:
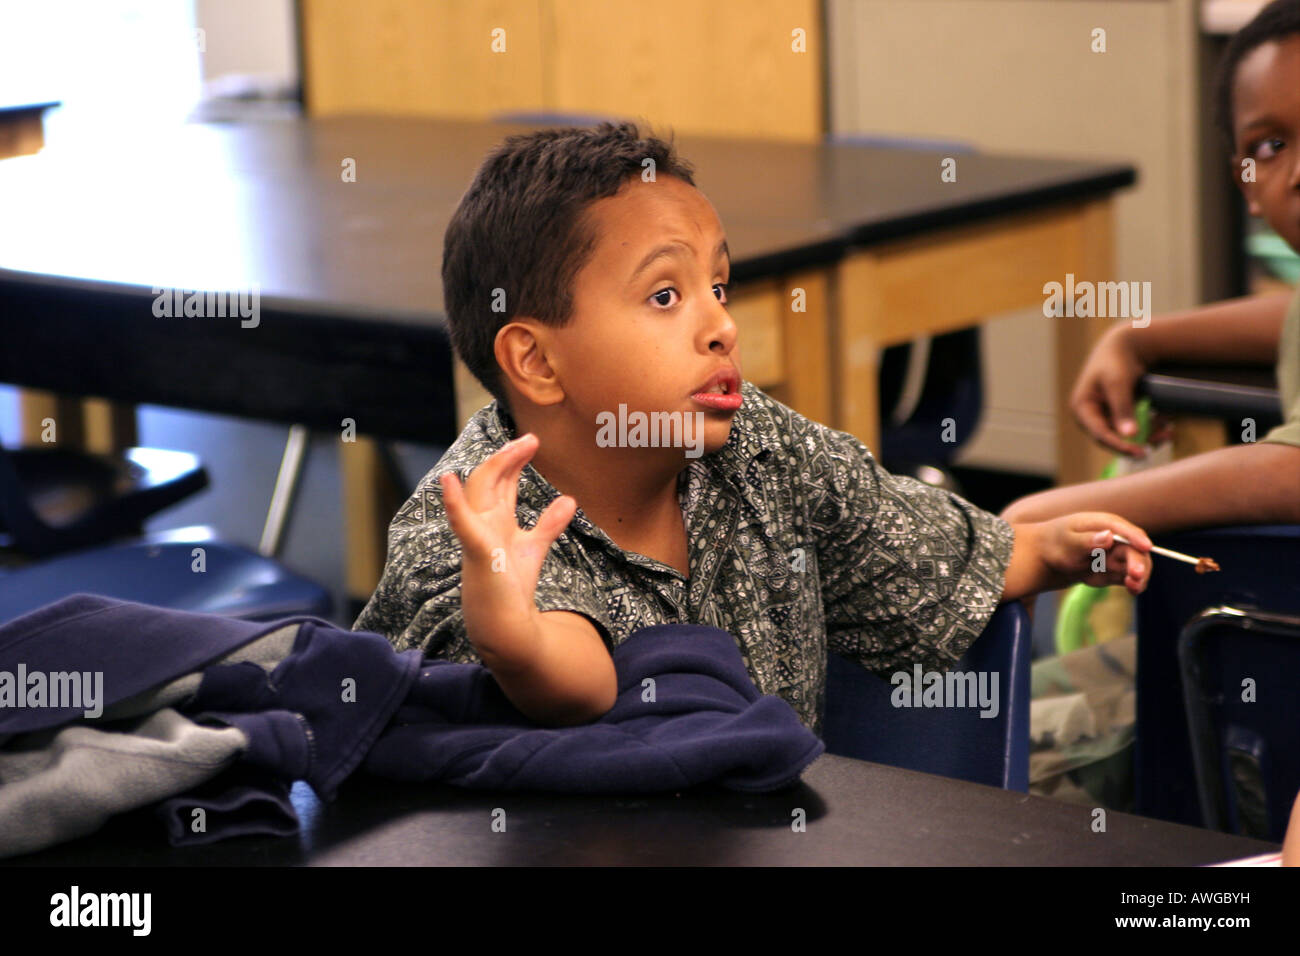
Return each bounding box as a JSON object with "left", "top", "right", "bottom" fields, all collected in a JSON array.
[
  {"left": 0, "top": 100, "right": 59, "bottom": 118},
  {"left": 2, "top": 754, "right": 1273, "bottom": 866},
  {"left": 0, "top": 116, "right": 1135, "bottom": 443},
  {"left": 1142, "top": 364, "right": 1282, "bottom": 426}
]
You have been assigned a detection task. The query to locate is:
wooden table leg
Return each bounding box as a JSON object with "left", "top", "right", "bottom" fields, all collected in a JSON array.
[
  {"left": 832, "top": 253, "right": 885, "bottom": 453},
  {"left": 1055, "top": 200, "right": 1118, "bottom": 488},
  {"left": 18, "top": 390, "right": 84, "bottom": 447},
  {"left": 341, "top": 436, "right": 405, "bottom": 617},
  {"left": 767, "top": 269, "right": 834, "bottom": 427},
  {"left": 17, "top": 392, "right": 137, "bottom": 453}
]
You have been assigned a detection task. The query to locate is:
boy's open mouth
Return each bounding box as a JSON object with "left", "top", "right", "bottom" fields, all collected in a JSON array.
[{"left": 691, "top": 367, "right": 743, "bottom": 411}]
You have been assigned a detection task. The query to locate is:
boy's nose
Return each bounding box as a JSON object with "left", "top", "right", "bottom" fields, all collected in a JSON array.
[{"left": 702, "top": 300, "right": 739, "bottom": 354}]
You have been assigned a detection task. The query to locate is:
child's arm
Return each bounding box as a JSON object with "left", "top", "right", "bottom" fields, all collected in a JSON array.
[
  {"left": 1285, "top": 788, "right": 1300, "bottom": 867},
  {"left": 1001, "top": 441, "right": 1300, "bottom": 534},
  {"left": 1000, "top": 513, "right": 1153, "bottom": 602},
  {"left": 439, "top": 433, "right": 617, "bottom": 726},
  {"left": 1072, "top": 293, "right": 1290, "bottom": 456}
]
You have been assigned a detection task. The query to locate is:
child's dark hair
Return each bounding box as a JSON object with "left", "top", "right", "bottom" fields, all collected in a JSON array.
[
  {"left": 1213, "top": 0, "right": 1300, "bottom": 154},
  {"left": 442, "top": 121, "right": 697, "bottom": 412}
]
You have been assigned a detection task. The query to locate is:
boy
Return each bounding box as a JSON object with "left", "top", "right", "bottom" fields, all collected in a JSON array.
[
  {"left": 1003, "top": 0, "right": 1300, "bottom": 532},
  {"left": 354, "top": 122, "right": 1152, "bottom": 732}
]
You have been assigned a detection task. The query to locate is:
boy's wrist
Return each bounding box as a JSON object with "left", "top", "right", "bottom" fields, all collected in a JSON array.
[{"left": 464, "top": 599, "right": 546, "bottom": 677}]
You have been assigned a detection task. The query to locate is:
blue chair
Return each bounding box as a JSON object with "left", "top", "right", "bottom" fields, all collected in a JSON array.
[
  {"left": 0, "top": 443, "right": 208, "bottom": 557},
  {"left": 1134, "top": 525, "right": 1300, "bottom": 827},
  {"left": 1179, "top": 605, "right": 1300, "bottom": 842},
  {"left": 822, "top": 601, "right": 1031, "bottom": 790},
  {"left": 0, "top": 535, "right": 332, "bottom": 623}
]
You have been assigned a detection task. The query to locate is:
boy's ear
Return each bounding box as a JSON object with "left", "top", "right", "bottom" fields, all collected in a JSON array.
[
  {"left": 495, "top": 319, "right": 565, "bottom": 407},
  {"left": 1232, "top": 151, "right": 1265, "bottom": 217}
]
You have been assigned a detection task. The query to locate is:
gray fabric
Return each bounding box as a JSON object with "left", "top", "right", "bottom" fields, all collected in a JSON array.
[
  {"left": 98, "top": 623, "right": 300, "bottom": 722},
  {"left": 0, "top": 623, "right": 298, "bottom": 858},
  {"left": 0, "top": 708, "right": 247, "bottom": 858}
]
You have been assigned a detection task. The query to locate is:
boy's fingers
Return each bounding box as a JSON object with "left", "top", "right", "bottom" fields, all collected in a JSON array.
[
  {"left": 440, "top": 472, "right": 490, "bottom": 558},
  {"left": 1082, "top": 514, "right": 1151, "bottom": 553},
  {"left": 1123, "top": 553, "right": 1151, "bottom": 595},
  {"left": 463, "top": 434, "right": 537, "bottom": 509},
  {"left": 1105, "top": 516, "right": 1152, "bottom": 552},
  {"left": 503, "top": 437, "right": 539, "bottom": 513},
  {"left": 530, "top": 494, "right": 577, "bottom": 549}
]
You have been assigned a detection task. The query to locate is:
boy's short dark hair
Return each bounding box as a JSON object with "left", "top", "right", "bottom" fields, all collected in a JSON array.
[
  {"left": 442, "top": 121, "right": 697, "bottom": 412},
  {"left": 1213, "top": 0, "right": 1300, "bottom": 154}
]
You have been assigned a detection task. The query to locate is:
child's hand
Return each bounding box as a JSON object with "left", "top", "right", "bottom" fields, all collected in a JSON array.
[
  {"left": 1069, "top": 326, "right": 1173, "bottom": 456},
  {"left": 439, "top": 433, "right": 577, "bottom": 667},
  {"left": 1038, "top": 512, "right": 1153, "bottom": 596}
]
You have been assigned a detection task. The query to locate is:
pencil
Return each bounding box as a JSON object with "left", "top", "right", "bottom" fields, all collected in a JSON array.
[{"left": 1112, "top": 533, "right": 1220, "bottom": 573}]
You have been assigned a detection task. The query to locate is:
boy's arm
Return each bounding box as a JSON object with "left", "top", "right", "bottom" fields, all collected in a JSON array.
[
  {"left": 485, "top": 610, "right": 617, "bottom": 726},
  {"left": 440, "top": 433, "right": 617, "bottom": 726},
  {"left": 1001, "top": 441, "right": 1300, "bottom": 535},
  {"left": 1073, "top": 294, "right": 1290, "bottom": 455}
]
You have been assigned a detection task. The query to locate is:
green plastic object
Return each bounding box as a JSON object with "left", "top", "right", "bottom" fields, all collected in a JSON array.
[{"left": 1054, "top": 397, "right": 1152, "bottom": 655}]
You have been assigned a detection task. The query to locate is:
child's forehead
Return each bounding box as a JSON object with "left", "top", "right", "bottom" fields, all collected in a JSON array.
[
  {"left": 586, "top": 178, "right": 726, "bottom": 256},
  {"left": 1234, "top": 34, "right": 1300, "bottom": 124}
]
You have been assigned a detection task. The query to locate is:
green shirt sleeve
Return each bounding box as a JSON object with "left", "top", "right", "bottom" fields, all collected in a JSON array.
[{"left": 1260, "top": 289, "right": 1300, "bottom": 448}]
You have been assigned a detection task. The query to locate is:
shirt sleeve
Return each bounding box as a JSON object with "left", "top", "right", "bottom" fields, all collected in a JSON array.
[
  {"left": 1261, "top": 290, "right": 1300, "bottom": 448},
  {"left": 352, "top": 470, "right": 615, "bottom": 661},
  {"left": 802, "top": 419, "right": 1016, "bottom": 676}
]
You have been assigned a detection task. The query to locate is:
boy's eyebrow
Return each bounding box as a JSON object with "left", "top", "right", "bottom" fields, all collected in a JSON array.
[{"left": 628, "top": 237, "right": 730, "bottom": 284}]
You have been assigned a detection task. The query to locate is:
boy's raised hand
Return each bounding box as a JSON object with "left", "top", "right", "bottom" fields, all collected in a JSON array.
[
  {"left": 439, "top": 433, "right": 577, "bottom": 667},
  {"left": 1040, "top": 512, "right": 1153, "bottom": 596}
]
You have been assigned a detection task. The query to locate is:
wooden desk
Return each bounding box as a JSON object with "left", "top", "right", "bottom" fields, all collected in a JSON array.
[
  {"left": 0, "top": 116, "right": 1133, "bottom": 604},
  {"left": 0, "top": 101, "right": 56, "bottom": 160},
  {"left": 0, "top": 753, "right": 1274, "bottom": 867}
]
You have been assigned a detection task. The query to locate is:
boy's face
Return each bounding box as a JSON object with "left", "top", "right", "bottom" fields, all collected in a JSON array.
[
  {"left": 542, "top": 174, "right": 742, "bottom": 458},
  {"left": 1232, "top": 33, "right": 1300, "bottom": 252}
]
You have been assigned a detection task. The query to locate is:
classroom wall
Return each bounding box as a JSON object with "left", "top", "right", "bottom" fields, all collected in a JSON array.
[
  {"left": 299, "top": 0, "right": 823, "bottom": 141},
  {"left": 194, "top": 0, "right": 296, "bottom": 89},
  {"left": 828, "top": 0, "right": 1206, "bottom": 474}
]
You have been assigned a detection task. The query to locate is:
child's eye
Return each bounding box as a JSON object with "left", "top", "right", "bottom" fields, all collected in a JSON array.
[
  {"left": 650, "top": 287, "right": 678, "bottom": 308},
  {"left": 714, "top": 282, "right": 729, "bottom": 304},
  {"left": 1252, "top": 137, "right": 1285, "bottom": 160}
]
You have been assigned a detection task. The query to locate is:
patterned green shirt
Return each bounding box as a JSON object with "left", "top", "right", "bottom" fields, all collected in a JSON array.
[{"left": 353, "top": 381, "right": 1016, "bottom": 736}]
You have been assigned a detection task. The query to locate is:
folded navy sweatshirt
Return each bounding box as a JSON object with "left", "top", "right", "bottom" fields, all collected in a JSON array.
[{"left": 0, "top": 595, "right": 823, "bottom": 851}]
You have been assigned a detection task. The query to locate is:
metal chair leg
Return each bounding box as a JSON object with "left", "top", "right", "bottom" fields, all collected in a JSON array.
[{"left": 259, "top": 425, "right": 311, "bottom": 557}]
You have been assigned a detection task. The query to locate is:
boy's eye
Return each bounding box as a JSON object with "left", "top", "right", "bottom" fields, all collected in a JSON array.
[
  {"left": 648, "top": 283, "right": 730, "bottom": 308},
  {"left": 650, "top": 287, "right": 678, "bottom": 308}
]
